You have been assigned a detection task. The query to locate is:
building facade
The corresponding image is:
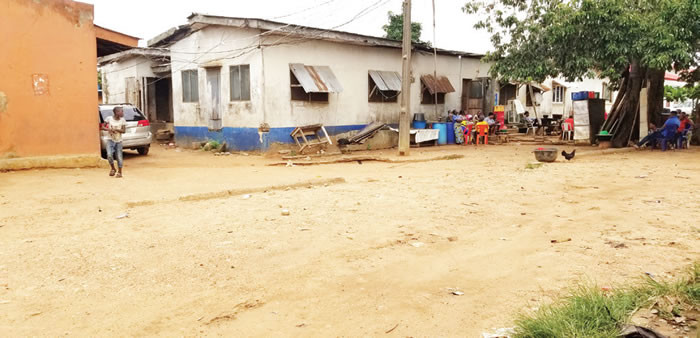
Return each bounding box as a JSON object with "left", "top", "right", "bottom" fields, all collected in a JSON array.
[
  {"left": 153, "top": 14, "right": 491, "bottom": 151},
  {"left": 0, "top": 0, "right": 99, "bottom": 159}
]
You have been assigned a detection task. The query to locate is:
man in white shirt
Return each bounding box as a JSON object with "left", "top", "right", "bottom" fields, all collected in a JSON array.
[
  {"left": 484, "top": 112, "right": 499, "bottom": 134},
  {"left": 101, "top": 107, "right": 126, "bottom": 177}
]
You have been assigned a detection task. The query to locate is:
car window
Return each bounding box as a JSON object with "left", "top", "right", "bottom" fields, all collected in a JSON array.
[{"left": 99, "top": 107, "right": 146, "bottom": 122}]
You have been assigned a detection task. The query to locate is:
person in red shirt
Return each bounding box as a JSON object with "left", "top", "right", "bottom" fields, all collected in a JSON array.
[{"left": 676, "top": 112, "right": 695, "bottom": 149}]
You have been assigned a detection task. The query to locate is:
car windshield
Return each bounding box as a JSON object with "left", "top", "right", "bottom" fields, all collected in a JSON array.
[{"left": 99, "top": 107, "right": 146, "bottom": 122}]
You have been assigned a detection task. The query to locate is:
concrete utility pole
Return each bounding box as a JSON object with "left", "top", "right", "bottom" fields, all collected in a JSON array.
[{"left": 398, "top": 0, "right": 412, "bottom": 156}]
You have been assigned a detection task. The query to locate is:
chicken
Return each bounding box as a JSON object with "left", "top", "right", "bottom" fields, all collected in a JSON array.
[{"left": 561, "top": 149, "right": 576, "bottom": 161}]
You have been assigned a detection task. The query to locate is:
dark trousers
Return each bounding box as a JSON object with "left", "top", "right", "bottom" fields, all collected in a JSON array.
[{"left": 637, "top": 131, "right": 661, "bottom": 148}]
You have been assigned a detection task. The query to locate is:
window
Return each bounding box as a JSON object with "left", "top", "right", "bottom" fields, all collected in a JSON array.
[
  {"left": 420, "top": 74, "right": 453, "bottom": 104},
  {"left": 290, "top": 70, "right": 328, "bottom": 102},
  {"left": 230, "top": 65, "right": 251, "bottom": 101},
  {"left": 181, "top": 70, "right": 199, "bottom": 102},
  {"left": 552, "top": 85, "right": 565, "bottom": 103},
  {"left": 368, "top": 71, "right": 400, "bottom": 103},
  {"left": 422, "top": 89, "right": 445, "bottom": 104}
]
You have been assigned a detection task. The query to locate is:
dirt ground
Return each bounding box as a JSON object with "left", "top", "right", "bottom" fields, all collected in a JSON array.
[{"left": 1, "top": 144, "right": 698, "bottom": 336}]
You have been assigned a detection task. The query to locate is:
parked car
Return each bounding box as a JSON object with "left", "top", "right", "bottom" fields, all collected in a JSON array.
[{"left": 99, "top": 104, "right": 152, "bottom": 157}]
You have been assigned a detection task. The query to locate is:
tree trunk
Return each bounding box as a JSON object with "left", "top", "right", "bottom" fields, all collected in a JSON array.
[
  {"left": 646, "top": 69, "right": 665, "bottom": 126},
  {"left": 607, "top": 62, "right": 645, "bottom": 148}
]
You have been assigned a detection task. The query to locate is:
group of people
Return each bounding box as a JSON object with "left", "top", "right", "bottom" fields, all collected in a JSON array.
[
  {"left": 635, "top": 110, "right": 695, "bottom": 151},
  {"left": 447, "top": 110, "right": 501, "bottom": 144}
]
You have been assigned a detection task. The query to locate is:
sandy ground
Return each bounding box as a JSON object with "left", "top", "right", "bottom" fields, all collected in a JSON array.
[{"left": 0, "top": 144, "right": 698, "bottom": 336}]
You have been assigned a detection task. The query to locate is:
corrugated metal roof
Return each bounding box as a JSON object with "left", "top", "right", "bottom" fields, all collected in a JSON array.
[
  {"left": 421, "top": 74, "right": 455, "bottom": 94},
  {"left": 290, "top": 63, "right": 343, "bottom": 93},
  {"left": 369, "top": 70, "right": 402, "bottom": 92}
]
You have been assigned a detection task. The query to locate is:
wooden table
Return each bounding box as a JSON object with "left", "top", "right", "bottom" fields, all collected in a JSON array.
[{"left": 290, "top": 124, "right": 332, "bottom": 153}]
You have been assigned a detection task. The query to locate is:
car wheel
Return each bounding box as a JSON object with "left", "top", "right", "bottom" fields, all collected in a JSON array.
[{"left": 137, "top": 146, "right": 150, "bottom": 155}]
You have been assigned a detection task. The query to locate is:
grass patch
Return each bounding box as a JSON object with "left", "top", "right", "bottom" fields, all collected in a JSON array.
[{"left": 513, "top": 263, "right": 699, "bottom": 337}]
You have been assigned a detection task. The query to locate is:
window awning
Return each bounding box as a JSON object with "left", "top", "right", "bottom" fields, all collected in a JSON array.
[
  {"left": 529, "top": 82, "right": 551, "bottom": 92},
  {"left": 369, "top": 70, "right": 402, "bottom": 91},
  {"left": 290, "top": 63, "right": 343, "bottom": 93},
  {"left": 551, "top": 79, "right": 574, "bottom": 88},
  {"left": 421, "top": 74, "right": 455, "bottom": 94}
]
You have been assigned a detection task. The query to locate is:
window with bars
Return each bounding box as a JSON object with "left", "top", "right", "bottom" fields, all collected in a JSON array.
[
  {"left": 230, "top": 65, "right": 250, "bottom": 101},
  {"left": 552, "top": 85, "right": 565, "bottom": 103},
  {"left": 181, "top": 70, "right": 199, "bottom": 102}
]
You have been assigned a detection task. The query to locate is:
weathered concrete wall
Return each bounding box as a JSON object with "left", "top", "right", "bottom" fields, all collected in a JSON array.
[
  {"left": 170, "top": 25, "right": 490, "bottom": 150},
  {"left": 100, "top": 56, "right": 156, "bottom": 104},
  {"left": 0, "top": 0, "right": 99, "bottom": 157}
]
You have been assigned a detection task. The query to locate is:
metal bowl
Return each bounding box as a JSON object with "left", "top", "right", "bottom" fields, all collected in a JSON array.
[{"left": 533, "top": 148, "right": 558, "bottom": 162}]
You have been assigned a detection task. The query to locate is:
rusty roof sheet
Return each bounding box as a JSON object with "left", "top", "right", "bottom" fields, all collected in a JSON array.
[
  {"left": 369, "top": 70, "right": 402, "bottom": 92},
  {"left": 290, "top": 64, "right": 343, "bottom": 93},
  {"left": 420, "top": 74, "right": 455, "bottom": 94}
]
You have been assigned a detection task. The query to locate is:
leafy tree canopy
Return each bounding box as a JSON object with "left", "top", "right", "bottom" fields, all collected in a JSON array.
[
  {"left": 382, "top": 11, "right": 429, "bottom": 46},
  {"left": 464, "top": 0, "right": 700, "bottom": 84}
]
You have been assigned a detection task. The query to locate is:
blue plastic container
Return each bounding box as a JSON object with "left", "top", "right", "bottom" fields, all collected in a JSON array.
[
  {"left": 413, "top": 121, "right": 427, "bottom": 129},
  {"left": 433, "top": 123, "right": 447, "bottom": 145},
  {"left": 572, "top": 91, "right": 588, "bottom": 101},
  {"left": 446, "top": 122, "right": 456, "bottom": 144}
]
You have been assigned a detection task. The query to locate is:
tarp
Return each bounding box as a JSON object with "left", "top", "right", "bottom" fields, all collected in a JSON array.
[
  {"left": 369, "top": 70, "right": 402, "bottom": 91},
  {"left": 290, "top": 63, "right": 343, "bottom": 93},
  {"left": 421, "top": 74, "right": 455, "bottom": 94}
]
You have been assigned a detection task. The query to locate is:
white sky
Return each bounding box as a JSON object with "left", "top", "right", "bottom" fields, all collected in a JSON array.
[{"left": 82, "top": 0, "right": 492, "bottom": 54}]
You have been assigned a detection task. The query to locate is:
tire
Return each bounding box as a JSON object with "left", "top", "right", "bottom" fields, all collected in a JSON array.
[{"left": 137, "top": 145, "right": 150, "bottom": 155}]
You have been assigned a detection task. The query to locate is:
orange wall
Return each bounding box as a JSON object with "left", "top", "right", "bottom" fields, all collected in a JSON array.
[{"left": 0, "top": 0, "right": 99, "bottom": 157}]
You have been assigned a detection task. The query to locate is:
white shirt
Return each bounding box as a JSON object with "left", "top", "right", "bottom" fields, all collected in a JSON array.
[{"left": 106, "top": 116, "right": 126, "bottom": 143}]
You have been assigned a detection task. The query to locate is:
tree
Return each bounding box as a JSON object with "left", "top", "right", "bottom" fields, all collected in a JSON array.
[
  {"left": 382, "top": 11, "right": 428, "bottom": 46},
  {"left": 465, "top": 0, "right": 700, "bottom": 147}
]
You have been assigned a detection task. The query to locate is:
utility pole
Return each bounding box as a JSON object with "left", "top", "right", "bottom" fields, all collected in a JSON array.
[{"left": 398, "top": 0, "right": 412, "bottom": 156}]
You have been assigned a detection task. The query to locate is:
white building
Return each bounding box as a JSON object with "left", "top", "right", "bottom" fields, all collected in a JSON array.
[
  {"left": 98, "top": 48, "right": 173, "bottom": 124},
  {"left": 502, "top": 77, "right": 615, "bottom": 119},
  {"left": 145, "top": 14, "right": 492, "bottom": 150}
]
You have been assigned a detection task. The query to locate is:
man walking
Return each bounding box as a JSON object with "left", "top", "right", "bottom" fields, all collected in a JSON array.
[{"left": 101, "top": 106, "right": 126, "bottom": 177}]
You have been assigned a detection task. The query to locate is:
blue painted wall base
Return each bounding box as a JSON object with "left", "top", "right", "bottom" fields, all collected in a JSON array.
[{"left": 175, "top": 125, "right": 366, "bottom": 151}]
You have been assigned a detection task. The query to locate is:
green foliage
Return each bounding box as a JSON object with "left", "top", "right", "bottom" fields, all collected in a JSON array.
[
  {"left": 382, "top": 11, "right": 429, "bottom": 46},
  {"left": 463, "top": 0, "right": 700, "bottom": 83},
  {"left": 513, "top": 263, "right": 700, "bottom": 337}
]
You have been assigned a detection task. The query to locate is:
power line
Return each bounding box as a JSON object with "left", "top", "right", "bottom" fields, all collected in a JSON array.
[{"left": 103, "top": 0, "right": 391, "bottom": 99}]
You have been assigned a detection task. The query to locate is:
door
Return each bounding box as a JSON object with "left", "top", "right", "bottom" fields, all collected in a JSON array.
[
  {"left": 206, "top": 67, "right": 222, "bottom": 130},
  {"left": 463, "top": 79, "right": 484, "bottom": 116}
]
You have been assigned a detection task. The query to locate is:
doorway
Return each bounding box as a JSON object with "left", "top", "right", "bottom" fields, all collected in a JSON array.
[
  {"left": 205, "top": 67, "right": 222, "bottom": 131},
  {"left": 155, "top": 78, "right": 172, "bottom": 122}
]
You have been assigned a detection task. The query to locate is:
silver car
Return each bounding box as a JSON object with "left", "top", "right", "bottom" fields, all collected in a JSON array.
[{"left": 99, "top": 104, "right": 152, "bottom": 156}]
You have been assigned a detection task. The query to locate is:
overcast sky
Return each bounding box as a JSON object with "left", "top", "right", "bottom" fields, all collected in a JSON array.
[{"left": 82, "top": 0, "right": 492, "bottom": 53}]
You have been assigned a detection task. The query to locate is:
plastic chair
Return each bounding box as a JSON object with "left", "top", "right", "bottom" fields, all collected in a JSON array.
[
  {"left": 463, "top": 124, "right": 473, "bottom": 145},
  {"left": 476, "top": 124, "right": 489, "bottom": 145},
  {"left": 561, "top": 122, "right": 573, "bottom": 141}
]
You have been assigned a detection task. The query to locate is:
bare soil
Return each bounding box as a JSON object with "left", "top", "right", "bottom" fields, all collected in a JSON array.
[{"left": 1, "top": 144, "right": 698, "bottom": 336}]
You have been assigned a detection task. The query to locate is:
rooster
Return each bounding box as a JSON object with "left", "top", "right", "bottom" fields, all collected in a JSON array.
[{"left": 561, "top": 149, "right": 576, "bottom": 161}]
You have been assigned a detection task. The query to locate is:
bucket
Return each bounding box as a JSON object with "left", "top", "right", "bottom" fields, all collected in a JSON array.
[
  {"left": 446, "top": 122, "right": 455, "bottom": 144},
  {"left": 413, "top": 113, "right": 426, "bottom": 122},
  {"left": 413, "top": 121, "right": 427, "bottom": 129},
  {"left": 433, "top": 123, "right": 447, "bottom": 145}
]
